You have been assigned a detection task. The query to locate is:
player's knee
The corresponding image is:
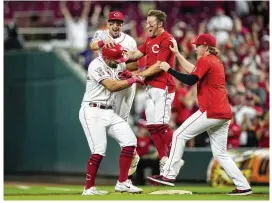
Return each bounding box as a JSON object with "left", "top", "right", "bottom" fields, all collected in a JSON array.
[
  {"left": 173, "top": 130, "right": 188, "bottom": 142},
  {"left": 212, "top": 151, "right": 228, "bottom": 161},
  {"left": 155, "top": 124, "right": 168, "bottom": 133},
  {"left": 122, "top": 136, "right": 137, "bottom": 147},
  {"left": 173, "top": 131, "right": 179, "bottom": 138},
  {"left": 146, "top": 124, "right": 157, "bottom": 134},
  {"left": 92, "top": 143, "right": 107, "bottom": 156}
]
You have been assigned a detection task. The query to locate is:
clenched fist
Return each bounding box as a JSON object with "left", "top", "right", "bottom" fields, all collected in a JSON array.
[
  {"left": 119, "top": 69, "right": 132, "bottom": 79},
  {"left": 132, "top": 75, "right": 145, "bottom": 86}
]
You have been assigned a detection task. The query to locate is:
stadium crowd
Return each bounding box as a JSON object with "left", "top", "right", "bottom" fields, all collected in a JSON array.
[{"left": 4, "top": 1, "right": 269, "bottom": 150}]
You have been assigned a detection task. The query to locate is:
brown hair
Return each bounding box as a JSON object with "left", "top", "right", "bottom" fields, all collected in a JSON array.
[
  {"left": 208, "top": 46, "right": 220, "bottom": 56},
  {"left": 147, "top": 10, "right": 166, "bottom": 26}
]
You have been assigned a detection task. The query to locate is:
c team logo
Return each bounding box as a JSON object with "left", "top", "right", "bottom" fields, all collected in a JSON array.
[{"left": 151, "top": 44, "right": 160, "bottom": 54}]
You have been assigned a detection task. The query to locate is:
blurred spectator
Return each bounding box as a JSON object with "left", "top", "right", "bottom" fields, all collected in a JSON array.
[
  {"left": 179, "top": 29, "right": 196, "bottom": 58},
  {"left": 207, "top": 7, "right": 233, "bottom": 46},
  {"left": 60, "top": 0, "right": 90, "bottom": 50},
  {"left": 245, "top": 75, "right": 267, "bottom": 107},
  {"left": 239, "top": 114, "right": 258, "bottom": 147},
  {"left": 132, "top": 121, "right": 159, "bottom": 185},
  {"left": 235, "top": 1, "right": 250, "bottom": 17},
  {"left": 171, "top": 82, "right": 197, "bottom": 126},
  {"left": 4, "top": 22, "right": 23, "bottom": 51},
  {"left": 90, "top": 4, "right": 109, "bottom": 30},
  {"left": 227, "top": 117, "right": 241, "bottom": 149},
  {"left": 256, "top": 111, "right": 269, "bottom": 148},
  {"left": 259, "top": 35, "right": 269, "bottom": 71},
  {"left": 225, "top": 17, "right": 244, "bottom": 49},
  {"left": 233, "top": 92, "right": 256, "bottom": 126},
  {"left": 242, "top": 46, "right": 261, "bottom": 75}
]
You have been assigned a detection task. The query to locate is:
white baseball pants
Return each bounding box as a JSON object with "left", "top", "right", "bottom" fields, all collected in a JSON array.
[
  {"left": 79, "top": 103, "right": 137, "bottom": 156},
  {"left": 144, "top": 86, "right": 175, "bottom": 125},
  {"left": 162, "top": 110, "right": 251, "bottom": 190},
  {"left": 113, "top": 84, "right": 136, "bottom": 122}
]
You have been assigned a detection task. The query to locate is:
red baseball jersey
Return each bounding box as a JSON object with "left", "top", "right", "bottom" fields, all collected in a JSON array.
[
  {"left": 191, "top": 54, "right": 232, "bottom": 119},
  {"left": 138, "top": 31, "right": 175, "bottom": 93}
]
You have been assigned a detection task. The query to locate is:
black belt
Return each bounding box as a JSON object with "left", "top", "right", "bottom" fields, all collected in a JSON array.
[{"left": 89, "top": 103, "right": 112, "bottom": 109}]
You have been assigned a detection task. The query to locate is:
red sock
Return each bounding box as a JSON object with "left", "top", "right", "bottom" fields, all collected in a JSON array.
[
  {"left": 150, "top": 133, "right": 167, "bottom": 159},
  {"left": 85, "top": 154, "right": 103, "bottom": 189},
  {"left": 147, "top": 124, "right": 167, "bottom": 159},
  {"left": 119, "top": 146, "right": 135, "bottom": 182},
  {"left": 160, "top": 127, "right": 173, "bottom": 151}
]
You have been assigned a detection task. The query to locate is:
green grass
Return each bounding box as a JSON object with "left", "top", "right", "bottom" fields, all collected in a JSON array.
[{"left": 4, "top": 183, "right": 269, "bottom": 200}]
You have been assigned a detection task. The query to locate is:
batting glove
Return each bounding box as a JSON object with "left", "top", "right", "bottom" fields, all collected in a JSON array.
[{"left": 127, "top": 75, "right": 145, "bottom": 86}]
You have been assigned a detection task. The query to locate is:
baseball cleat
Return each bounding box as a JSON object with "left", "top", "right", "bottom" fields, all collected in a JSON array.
[
  {"left": 147, "top": 175, "right": 175, "bottom": 187},
  {"left": 115, "top": 179, "right": 143, "bottom": 194},
  {"left": 226, "top": 188, "right": 252, "bottom": 196},
  {"left": 128, "top": 153, "right": 140, "bottom": 176},
  {"left": 82, "top": 187, "right": 109, "bottom": 195}
]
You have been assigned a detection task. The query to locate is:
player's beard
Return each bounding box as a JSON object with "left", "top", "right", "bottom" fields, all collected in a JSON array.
[
  {"left": 108, "top": 61, "right": 118, "bottom": 69},
  {"left": 110, "top": 63, "right": 118, "bottom": 69}
]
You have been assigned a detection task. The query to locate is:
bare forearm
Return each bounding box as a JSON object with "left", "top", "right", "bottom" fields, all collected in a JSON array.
[
  {"left": 81, "top": 4, "right": 91, "bottom": 19},
  {"left": 126, "top": 61, "right": 138, "bottom": 71},
  {"left": 60, "top": 2, "right": 72, "bottom": 20},
  {"left": 127, "top": 50, "right": 143, "bottom": 61},
  {"left": 107, "top": 80, "right": 131, "bottom": 92},
  {"left": 90, "top": 40, "right": 100, "bottom": 51},
  {"left": 175, "top": 52, "right": 195, "bottom": 73},
  {"left": 138, "top": 62, "right": 162, "bottom": 77}
]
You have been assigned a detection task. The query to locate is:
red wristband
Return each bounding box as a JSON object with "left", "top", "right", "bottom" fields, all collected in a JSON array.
[
  {"left": 127, "top": 78, "right": 135, "bottom": 86},
  {"left": 98, "top": 40, "right": 105, "bottom": 48}
]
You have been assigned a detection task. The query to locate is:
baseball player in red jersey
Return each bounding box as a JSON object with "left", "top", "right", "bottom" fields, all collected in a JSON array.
[
  {"left": 126, "top": 10, "right": 182, "bottom": 172},
  {"left": 148, "top": 34, "right": 252, "bottom": 196}
]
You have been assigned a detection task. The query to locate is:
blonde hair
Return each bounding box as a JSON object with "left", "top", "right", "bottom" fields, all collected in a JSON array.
[
  {"left": 147, "top": 10, "right": 166, "bottom": 26},
  {"left": 208, "top": 46, "right": 220, "bottom": 56}
]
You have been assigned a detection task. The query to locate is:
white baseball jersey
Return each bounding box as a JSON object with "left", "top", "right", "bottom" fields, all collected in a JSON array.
[
  {"left": 92, "top": 30, "right": 137, "bottom": 54},
  {"left": 81, "top": 56, "right": 126, "bottom": 107},
  {"left": 79, "top": 56, "right": 137, "bottom": 156},
  {"left": 92, "top": 30, "right": 137, "bottom": 121}
]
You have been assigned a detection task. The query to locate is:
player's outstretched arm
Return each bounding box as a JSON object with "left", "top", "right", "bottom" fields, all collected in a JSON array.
[
  {"left": 136, "top": 61, "right": 163, "bottom": 78},
  {"left": 159, "top": 62, "right": 199, "bottom": 86},
  {"left": 59, "top": 1, "right": 72, "bottom": 20},
  {"left": 126, "top": 50, "right": 144, "bottom": 61},
  {"left": 170, "top": 38, "right": 195, "bottom": 74},
  {"left": 125, "top": 61, "right": 138, "bottom": 71},
  {"left": 80, "top": 1, "right": 91, "bottom": 20},
  {"left": 90, "top": 36, "right": 117, "bottom": 51},
  {"left": 101, "top": 77, "right": 144, "bottom": 92}
]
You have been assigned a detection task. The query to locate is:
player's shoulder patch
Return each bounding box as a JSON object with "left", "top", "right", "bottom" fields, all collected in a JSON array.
[{"left": 95, "top": 67, "right": 106, "bottom": 77}]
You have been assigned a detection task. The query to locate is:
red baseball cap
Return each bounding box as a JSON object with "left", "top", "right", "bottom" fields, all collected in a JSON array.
[
  {"left": 191, "top": 33, "right": 216, "bottom": 47},
  {"left": 216, "top": 7, "right": 224, "bottom": 13},
  {"left": 102, "top": 44, "right": 128, "bottom": 63},
  {"left": 108, "top": 11, "right": 124, "bottom": 22}
]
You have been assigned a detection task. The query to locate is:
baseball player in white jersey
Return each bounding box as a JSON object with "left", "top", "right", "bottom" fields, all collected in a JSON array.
[
  {"left": 90, "top": 11, "right": 139, "bottom": 176},
  {"left": 79, "top": 44, "right": 144, "bottom": 195}
]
